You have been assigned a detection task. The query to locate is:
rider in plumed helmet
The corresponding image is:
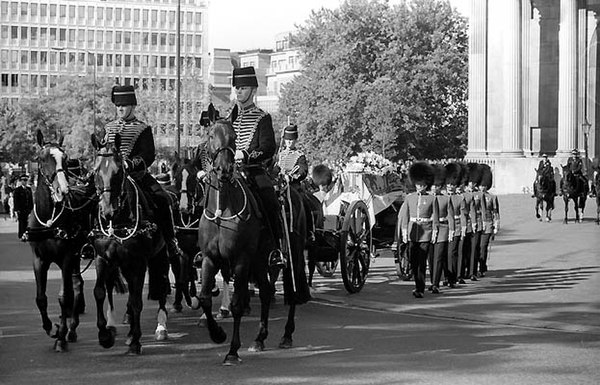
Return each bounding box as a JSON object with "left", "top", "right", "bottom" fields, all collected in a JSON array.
[
  {"left": 398, "top": 161, "right": 439, "bottom": 298},
  {"left": 230, "top": 66, "right": 284, "bottom": 268},
  {"left": 99, "top": 85, "right": 184, "bottom": 267}
]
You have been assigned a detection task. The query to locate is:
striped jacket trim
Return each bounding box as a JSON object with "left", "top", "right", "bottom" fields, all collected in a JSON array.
[{"left": 104, "top": 119, "right": 148, "bottom": 159}]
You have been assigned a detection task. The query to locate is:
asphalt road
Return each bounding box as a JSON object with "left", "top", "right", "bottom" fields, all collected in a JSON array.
[{"left": 0, "top": 194, "right": 599, "bottom": 385}]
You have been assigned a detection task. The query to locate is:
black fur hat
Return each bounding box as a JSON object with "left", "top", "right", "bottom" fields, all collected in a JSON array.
[
  {"left": 479, "top": 164, "right": 493, "bottom": 189},
  {"left": 458, "top": 162, "right": 469, "bottom": 186},
  {"left": 312, "top": 164, "right": 332, "bottom": 187},
  {"left": 467, "top": 162, "right": 483, "bottom": 185},
  {"left": 432, "top": 164, "right": 446, "bottom": 186},
  {"left": 408, "top": 161, "right": 434, "bottom": 187},
  {"left": 444, "top": 162, "right": 463, "bottom": 186}
]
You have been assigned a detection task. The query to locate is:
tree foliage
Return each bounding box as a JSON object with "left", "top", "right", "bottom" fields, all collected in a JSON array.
[{"left": 279, "top": 0, "right": 468, "bottom": 163}]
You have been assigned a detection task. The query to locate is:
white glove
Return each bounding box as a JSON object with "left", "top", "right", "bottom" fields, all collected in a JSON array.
[
  {"left": 234, "top": 150, "right": 245, "bottom": 162},
  {"left": 196, "top": 170, "right": 206, "bottom": 180}
]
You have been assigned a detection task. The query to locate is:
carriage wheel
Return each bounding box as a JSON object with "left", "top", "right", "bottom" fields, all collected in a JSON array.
[
  {"left": 339, "top": 201, "right": 372, "bottom": 293},
  {"left": 315, "top": 260, "right": 338, "bottom": 278}
]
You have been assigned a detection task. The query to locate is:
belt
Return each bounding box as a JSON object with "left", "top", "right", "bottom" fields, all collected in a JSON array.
[
  {"left": 439, "top": 218, "right": 448, "bottom": 223},
  {"left": 454, "top": 215, "right": 461, "bottom": 219},
  {"left": 410, "top": 217, "right": 432, "bottom": 223}
]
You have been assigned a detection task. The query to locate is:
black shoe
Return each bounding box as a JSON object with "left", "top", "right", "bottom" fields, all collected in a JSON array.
[
  {"left": 449, "top": 282, "right": 457, "bottom": 288},
  {"left": 412, "top": 290, "right": 423, "bottom": 298},
  {"left": 478, "top": 271, "right": 485, "bottom": 278},
  {"left": 458, "top": 278, "right": 466, "bottom": 284},
  {"left": 442, "top": 281, "right": 449, "bottom": 287},
  {"left": 470, "top": 275, "right": 479, "bottom": 281},
  {"left": 427, "top": 285, "right": 434, "bottom": 292},
  {"left": 431, "top": 285, "right": 440, "bottom": 294},
  {"left": 269, "top": 249, "right": 287, "bottom": 269}
]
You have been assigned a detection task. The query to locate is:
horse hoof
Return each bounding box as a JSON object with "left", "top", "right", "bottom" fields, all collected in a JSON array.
[
  {"left": 54, "top": 339, "right": 67, "bottom": 353},
  {"left": 215, "top": 308, "right": 230, "bottom": 320},
  {"left": 190, "top": 296, "right": 201, "bottom": 310},
  {"left": 535, "top": 214, "right": 541, "bottom": 219},
  {"left": 125, "top": 335, "right": 133, "bottom": 346},
  {"left": 99, "top": 326, "right": 116, "bottom": 349},
  {"left": 67, "top": 329, "right": 78, "bottom": 343},
  {"left": 155, "top": 326, "right": 168, "bottom": 341},
  {"left": 122, "top": 313, "right": 132, "bottom": 325},
  {"left": 222, "top": 354, "right": 242, "bottom": 366},
  {"left": 126, "top": 343, "right": 142, "bottom": 355},
  {"left": 209, "top": 326, "right": 227, "bottom": 344},
  {"left": 49, "top": 323, "right": 60, "bottom": 339},
  {"left": 170, "top": 303, "right": 183, "bottom": 313},
  {"left": 278, "top": 336, "right": 293, "bottom": 349},
  {"left": 248, "top": 341, "right": 265, "bottom": 352}
]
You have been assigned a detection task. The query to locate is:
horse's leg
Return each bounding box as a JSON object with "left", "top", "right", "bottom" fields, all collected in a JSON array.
[
  {"left": 154, "top": 249, "right": 170, "bottom": 341},
  {"left": 199, "top": 257, "right": 227, "bottom": 344},
  {"left": 54, "top": 255, "right": 76, "bottom": 352},
  {"left": 563, "top": 195, "right": 569, "bottom": 224},
  {"left": 67, "top": 256, "right": 83, "bottom": 344},
  {"left": 219, "top": 274, "right": 231, "bottom": 316},
  {"left": 94, "top": 261, "right": 116, "bottom": 349},
  {"left": 224, "top": 264, "right": 250, "bottom": 365},
  {"left": 170, "top": 248, "right": 184, "bottom": 313},
  {"left": 248, "top": 265, "right": 272, "bottom": 354},
  {"left": 125, "top": 271, "right": 145, "bottom": 355},
  {"left": 33, "top": 255, "right": 57, "bottom": 337},
  {"left": 535, "top": 198, "right": 541, "bottom": 220},
  {"left": 546, "top": 197, "right": 554, "bottom": 222},
  {"left": 279, "top": 303, "right": 296, "bottom": 349},
  {"left": 307, "top": 246, "right": 316, "bottom": 288},
  {"left": 574, "top": 198, "right": 580, "bottom": 223}
]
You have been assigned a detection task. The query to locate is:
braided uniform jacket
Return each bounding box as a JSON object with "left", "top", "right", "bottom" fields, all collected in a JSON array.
[
  {"left": 232, "top": 104, "right": 276, "bottom": 165},
  {"left": 101, "top": 117, "right": 155, "bottom": 180},
  {"left": 277, "top": 148, "right": 308, "bottom": 182}
]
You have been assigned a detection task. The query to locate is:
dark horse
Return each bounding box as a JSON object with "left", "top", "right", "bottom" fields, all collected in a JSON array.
[
  {"left": 27, "top": 130, "right": 96, "bottom": 352},
  {"left": 560, "top": 164, "right": 588, "bottom": 224},
  {"left": 90, "top": 134, "right": 170, "bottom": 354},
  {"left": 534, "top": 167, "right": 556, "bottom": 222},
  {"left": 595, "top": 171, "right": 600, "bottom": 225},
  {"left": 195, "top": 112, "right": 275, "bottom": 365}
]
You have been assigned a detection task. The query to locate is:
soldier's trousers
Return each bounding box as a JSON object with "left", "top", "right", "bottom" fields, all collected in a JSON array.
[
  {"left": 457, "top": 232, "right": 472, "bottom": 280},
  {"left": 409, "top": 241, "right": 430, "bottom": 293},
  {"left": 469, "top": 231, "right": 482, "bottom": 277},
  {"left": 447, "top": 235, "right": 461, "bottom": 284},
  {"left": 479, "top": 233, "right": 493, "bottom": 274},
  {"left": 432, "top": 241, "right": 448, "bottom": 287}
]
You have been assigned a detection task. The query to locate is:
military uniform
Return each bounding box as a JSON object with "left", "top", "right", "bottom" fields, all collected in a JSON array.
[
  {"left": 459, "top": 163, "right": 481, "bottom": 282},
  {"left": 276, "top": 125, "right": 308, "bottom": 187},
  {"left": 13, "top": 176, "right": 33, "bottom": 239},
  {"left": 399, "top": 162, "right": 439, "bottom": 298},
  {"left": 445, "top": 163, "right": 467, "bottom": 287},
  {"left": 100, "top": 85, "right": 182, "bottom": 264},
  {"left": 231, "top": 66, "right": 282, "bottom": 265},
  {"left": 478, "top": 165, "right": 499, "bottom": 276}
]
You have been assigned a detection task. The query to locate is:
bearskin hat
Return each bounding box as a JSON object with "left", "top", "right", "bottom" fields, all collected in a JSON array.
[
  {"left": 312, "top": 164, "right": 332, "bottom": 187},
  {"left": 408, "top": 161, "right": 434, "bottom": 187},
  {"left": 467, "top": 162, "right": 483, "bottom": 185},
  {"left": 444, "top": 162, "right": 462, "bottom": 186},
  {"left": 479, "top": 164, "right": 493, "bottom": 189},
  {"left": 458, "top": 162, "right": 469, "bottom": 186},
  {"left": 432, "top": 164, "right": 446, "bottom": 186}
]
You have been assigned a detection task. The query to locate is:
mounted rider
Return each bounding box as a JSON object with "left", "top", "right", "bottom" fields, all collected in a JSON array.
[
  {"left": 230, "top": 66, "right": 286, "bottom": 268},
  {"left": 99, "top": 85, "right": 183, "bottom": 263},
  {"left": 566, "top": 149, "right": 586, "bottom": 180},
  {"left": 275, "top": 125, "right": 308, "bottom": 188},
  {"left": 533, "top": 153, "right": 554, "bottom": 197}
]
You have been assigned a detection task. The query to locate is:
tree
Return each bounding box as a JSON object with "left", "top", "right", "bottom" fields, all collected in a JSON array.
[{"left": 279, "top": 0, "right": 468, "bottom": 163}]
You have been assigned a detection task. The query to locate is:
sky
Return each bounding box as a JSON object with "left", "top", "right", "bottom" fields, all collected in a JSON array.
[{"left": 208, "top": 0, "right": 470, "bottom": 52}]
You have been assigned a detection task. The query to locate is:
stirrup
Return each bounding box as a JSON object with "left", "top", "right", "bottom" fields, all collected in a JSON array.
[{"left": 269, "top": 249, "right": 287, "bottom": 269}]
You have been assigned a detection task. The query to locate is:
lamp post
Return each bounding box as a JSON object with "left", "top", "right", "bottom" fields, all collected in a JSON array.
[
  {"left": 175, "top": 0, "right": 181, "bottom": 155},
  {"left": 582, "top": 120, "right": 591, "bottom": 174},
  {"left": 51, "top": 47, "right": 97, "bottom": 133}
]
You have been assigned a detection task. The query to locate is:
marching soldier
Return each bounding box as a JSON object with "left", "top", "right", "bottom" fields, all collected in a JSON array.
[
  {"left": 445, "top": 162, "right": 467, "bottom": 288},
  {"left": 13, "top": 174, "right": 33, "bottom": 239},
  {"left": 468, "top": 163, "right": 484, "bottom": 281},
  {"left": 429, "top": 164, "right": 455, "bottom": 294},
  {"left": 399, "top": 161, "right": 439, "bottom": 298},
  {"left": 230, "top": 66, "right": 285, "bottom": 268},
  {"left": 99, "top": 85, "right": 184, "bottom": 264},
  {"left": 478, "top": 164, "right": 500, "bottom": 277},
  {"left": 457, "top": 163, "right": 478, "bottom": 283}
]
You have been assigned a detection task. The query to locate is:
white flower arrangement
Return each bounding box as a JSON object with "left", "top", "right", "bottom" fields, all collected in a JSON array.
[{"left": 344, "top": 151, "right": 395, "bottom": 175}]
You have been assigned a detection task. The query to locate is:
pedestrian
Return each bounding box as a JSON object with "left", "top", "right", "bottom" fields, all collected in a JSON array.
[
  {"left": 398, "top": 161, "right": 439, "bottom": 298},
  {"left": 13, "top": 175, "right": 33, "bottom": 239},
  {"left": 477, "top": 164, "right": 500, "bottom": 277},
  {"left": 445, "top": 162, "right": 467, "bottom": 288},
  {"left": 429, "top": 164, "right": 455, "bottom": 294},
  {"left": 230, "top": 66, "right": 284, "bottom": 269},
  {"left": 99, "top": 84, "right": 183, "bottom": 263}
]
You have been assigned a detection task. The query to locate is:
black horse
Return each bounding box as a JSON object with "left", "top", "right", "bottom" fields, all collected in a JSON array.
[
  {"left": 560, "top": 164, "right": 588, "bottom": 224},
  {"left": 534, "top": 166, "right": 556, "bottom": 222},
  {"left": 195, "top": 108, "right": 276, "bottom": 365},
  {"left": 594, "top": 172, "right": 600, "bottom": 225},
  {"left": 90, "top": 134, "right": 170, "bottom": 354},
  {"left": 27, "top": 130, "right": 96, "bottom": 352}
]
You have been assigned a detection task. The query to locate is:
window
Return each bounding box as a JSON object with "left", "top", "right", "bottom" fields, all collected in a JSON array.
[
  {"left": 11, "top": 2, "right": 18, "bottom": 16},
  {"left": 96, "top": 30, "right": 103, "bottom": 43},
  {"left": 124, "top": 55, "right": 131, "bottom": 67},
  {"left": 21, "top": 50, "right": 28, "bottom": 64},
  {"left": 40, "top": 75, "right": 47, "bottom": 88},
  {"left": 69, "top": 5, "right": 75, "bottom": 19},
  {"left": 186, "top": 11, "right": 192, "bottom": 24},
  {"left": 21, "top": 2, "right": 27, "bottom": 16},
  {"left": 151, "top": 10, "right": 157, "bottom": 25},
  {"left": 142, "top": 55, "right": 149, "bottom": 67},
  {"left": 106, "top": 31, "right": 113, "bottom": 44},
  {"left": 77, "top": 29, "right": 84, "bottom": 43},
  {"left": 59, "top": 4, "right": 66, "bottom": 18},
  {"left": 169, "top": 56, "right": 175, "bottom": 68},
  {"left": 116, "top": 31, "right": 122, "bottom": 44},
  {"left": 106, "top": 7, "right": 112, "bottom": 21},
  {"left": 59, "top": 28, "right": 66, "bottom": 42},
  {"left": 10, "top": 73, "right": 18, "bottom": 87},
  {"left": 87, "top": 6, "right": 93, "bottom": 20},
  {"left": 30, "top": 50, "right": 37, "bottom": 64},
  {"left": 31, "top": 74, "right": 37, "bottom": 88},
  {"left": 115, "top": 54, "right": 122, "bottom": 67},
  {"left": 134, "top": 9, "right": 140, "bottom": 23},
  {"left": 142, "top": 9, "right": 148, "bottom": 26},
  {"left": 88, "top": 30, "right": 94, "bottom": 44},
  {"left": 49, "top": 51, "right": 56, "bottom": 65},
  {"left": 195, "top": 57, "right": 201, "bottom": 69},
  {"left": 97, "top": 7, "right": 103, "bottom": 21},
  {"left": 150, "top": 55, "right": 157, "bottom": 68},
  {"left": 160, "top": 10, "right": 166, "bottom": 24},
  {"left": 195, "top": 12, "right": 201, "bottom": 26},
  {"left": 168, "top": 10, "right": 175, "bottom": 23},
  {"left": 0, "top": 26, "right": 7, "bottom": 39},
  {"left": 133, "top": 32, "right": 140, "bottom": 45},
  {"left": 69, "top": 52, "right": 75, "bottom": 65},
  {"left": 1, "top": 2, "right": 8, "bottom": 17},
  {"left": 134, "top": 55, "right": 140, "bottom": 68},
  {"left": 124, "top": 8, "right": 131, "bottom": 21},
  {"left": 195, "top": 35, "right": 202, "bottom": 49},
  {"left": 151, "top": 33, "right": 157, "bottom": 46},
  {"left": 142, "top": 32, "right": 149, "bottom": 45},
  {"left": 59, "top": 52, "right": 66, "bottom": 67},
  {"left": 30, "top": 3, "right": 37, "bottom": 16},
  {"left": 186, "top": 34, "right": 192, "bottom": 48},
  {"left": 78, "top": 5, "right": 84, "bottom": 19},
  {"left": 40, "top": 3, "right": 46, "bottom": 17},
  {"left": 160, "top": 33, "right": 166, "bottom": 47},
  {"left": 106, "top": 53, "right": 113, "bottom": 67},
  {"left": 168, "top": 33, "right": 175, "bottom": 47},
  {"left": 160, "top": 56, "right": 166, "bottom": 68},
  {"left": 68, "top": 29, "right": 75, "bottom": 43},
  {"left": 40, "top": 27, "right": 46, "bottom": 41},
  {"left": 50, "top": 28, "right": 56, "bottom": 42},
  {"left": 50, "top": 4, "right": 56, "bottom": 17},
  {"left": 0, "top": 50, "right": 7, "bottom": 69},
  {"left": 11, "top": 26, "right": 17, "bottom": 40},
  {"left": 124, "top": 31, "right": 131, "bottom": 45},
  {"left": 115, "top": 8, "right": 122, "bottom": 21},
  {"left": 20, "top": 26, "right": 27, "bottom": 41},
  {"left": 40, "top": 51, "right": 47, "bottom": 65},
  {"left": 97, "top": 53, "right": 103, "bottom": 66}
]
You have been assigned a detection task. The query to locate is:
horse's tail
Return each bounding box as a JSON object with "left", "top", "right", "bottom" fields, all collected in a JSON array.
[{"left": 111, "top": 267, "right": 128, "bottom": 294}]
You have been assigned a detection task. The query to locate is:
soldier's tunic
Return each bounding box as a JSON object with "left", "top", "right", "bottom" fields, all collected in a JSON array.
[
  {"left": 232, "top": 103, "right": 279, "bottom": 239},
  {"left": 448, "top": 192, "right": 467, "bottom": 285},
  {"left": 431, "top": 192, "right": 455, "bottom": 288},
  {"left": 399, "top": 193, "right": 439, "bottom": 294},
  {"left": 277, "top": 147, "right": 308, "bottom": 187},
  {"left": 478, "top": 191, "right": 499, "bottom": 274}
]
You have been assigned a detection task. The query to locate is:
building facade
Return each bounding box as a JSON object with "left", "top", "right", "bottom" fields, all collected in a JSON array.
[
  {"left": 467, "top": 0, "right": 600, "bottom": 193},
  {"left": 0, "top": 0, "right": 210, "bottom": 149}
]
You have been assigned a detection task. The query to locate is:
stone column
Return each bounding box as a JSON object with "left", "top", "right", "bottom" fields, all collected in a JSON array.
[
  {"left": 467, "top": 0, "right": 487, "bottom": 157},
  {"left": 502, "top": 0, "right": 524, "bottom": 156},
  {"left": 557, "top": 0, "right": 579, "bottom": 155},
  {"left": 577, "top": 0, "right": 588, "bottom": 152},
  {"left": 522, "top": 0, "right": 532, "bottom": 155}
]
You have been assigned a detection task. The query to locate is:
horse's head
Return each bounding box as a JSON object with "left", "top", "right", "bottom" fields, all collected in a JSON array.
[
  {"left": 202, "top": 104, "right": 236, "bottom": 182},
  {"left": 92, "top": 133, "right": 125, "bottom": 220},
  {"left": 173, "top": 159, "right": 201, "bottom": 212},
  {"left": 35, "top": 130, "right": 69, "bottom": 202}
]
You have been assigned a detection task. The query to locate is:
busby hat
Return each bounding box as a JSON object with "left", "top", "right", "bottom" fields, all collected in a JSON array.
[
  {"left": 282, "top": 125, "right": 298, "bottom": 140},
  {"left": 467, "top": 162, "right": 483, "bottom": 185},
  {"left": 111, "top": 85, "right": 137, "bottom": 106},
  {"left": 571, "top": 148, "right": 580, "bottom": 155},
  {"left": 432, "top": 164, "right": 446, "bottom": 186},
  {"left": 408, "top": 161, "right": 434, "bottom": 187},
  {"left": 232, "top": 66, "right": 258, "bottom": 87},
  {"left": 458, "top": 162, "right": 469, "bottom": 186},
  {"left": 312, "top": 164, "right": 332, "bottom": 187},
  {"left": 479, "top": 164, "right": 493, "bottom": 189},
  {"left": 444, "top": 162, "right": 463, "bottom": 186}
]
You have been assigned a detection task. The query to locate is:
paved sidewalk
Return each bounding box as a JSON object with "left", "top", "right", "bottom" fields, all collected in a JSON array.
[{"left": 0, "top": 215, "right": 18, "bottom": 234}]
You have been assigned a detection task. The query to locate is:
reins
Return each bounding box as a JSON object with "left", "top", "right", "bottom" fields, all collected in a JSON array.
[
  {"left": 97, "top": 175, "right": 141, "bottom": 242},
  {"left": 203, "top": 172, "right": 249, "bottom": 221}
]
